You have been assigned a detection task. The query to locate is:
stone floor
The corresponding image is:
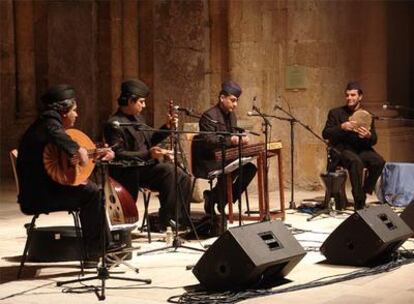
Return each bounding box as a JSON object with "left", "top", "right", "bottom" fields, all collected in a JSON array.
[{"left": 0, "top": 180, "right": 413, "bottom": 304}]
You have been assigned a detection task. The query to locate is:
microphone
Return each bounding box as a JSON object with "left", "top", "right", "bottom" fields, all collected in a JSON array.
[
  {"left": 112, "top": 121, "right": 144, "bottom": 128},
  {"left": 233, "top": 126, "right": 260, "bottom": 136},
  {"left": 382, "top": 103, "right": 400, "bottom": 110},
  {"left": 174, "top": 105, "right": 192, "bottom": 115},
  {"left": 247, "top": 111, "right": 260, "bottom": 116},
  {"left": 273, "top": 104, "right": 282, "bottom": 111},
  {"left": 251, "top": 97, "right": 258, "bottom": 112},
  {"left": 250, "top": 104, "right": 272, "bottom": 127},
  {"left": 273, "top": 95, "right": 282, "bottom": 111}
]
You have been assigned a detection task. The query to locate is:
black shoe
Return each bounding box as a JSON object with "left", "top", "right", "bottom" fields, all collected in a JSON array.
[
  {"left": 203, "top": 190, "right": 216, "bottom": 215},
  {"left": 169, "top": 219, "right": 188, "bottom": 232},
  {"left": 210, "top": 214, "right": 227, "bottom": 236},
  {"left": 216, "top": 202, "right": 226, "bottom": 214}
]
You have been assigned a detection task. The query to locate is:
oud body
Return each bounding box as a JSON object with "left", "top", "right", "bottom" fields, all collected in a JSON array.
[{"left": 43, "top": 129, "right": 103, "bottom": 186}]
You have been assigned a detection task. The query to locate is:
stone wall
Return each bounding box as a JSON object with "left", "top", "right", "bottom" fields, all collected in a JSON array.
[
  {"left": 152, "top": 0, "right": 210, "bottom": 126},
  {"left": 1, "top": 0, "right": 413, "bottom": 193}
]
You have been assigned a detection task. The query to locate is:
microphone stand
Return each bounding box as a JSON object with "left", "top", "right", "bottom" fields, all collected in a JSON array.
[
  {"left": 251, "top": 106, "right": 272, "bottom": 221},
  {"left": 181, "top": 109, "right": 259, "bottom": 230},
  {"left": 174, "top": 110, "right": 229, "bottom": 234},
  {"left": 219, "top": 134, "right": 227, "bottom": 233},
  {"left": 56, "top": 160, "right": 151, "bottom": 301},
  {"left": 135, "top": 127, "right": 207, "bottom": 256},
  {"left": 260, "top": 105, "right": 330, "bottom": 210},
  {"left": 116, "top": 120, "right": 242, "bottom": 238},
  {"left": 236, "top": 132, "right": 243, "bottom": 226}
]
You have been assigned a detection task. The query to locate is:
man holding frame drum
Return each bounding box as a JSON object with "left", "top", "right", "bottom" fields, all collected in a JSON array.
[{"left": 322, "top": 81, "right": 385, "bottom": 210}]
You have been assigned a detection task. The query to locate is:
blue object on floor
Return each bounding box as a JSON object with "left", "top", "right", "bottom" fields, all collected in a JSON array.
[{"left": 377, "top": 162, "right": 414, "bottom": 207}]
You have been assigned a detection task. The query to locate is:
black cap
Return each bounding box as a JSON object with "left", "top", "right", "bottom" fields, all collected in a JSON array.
[
  {"left": 221, "top": 80, "right": 242, "bottom": 98},
  {"left": 345, "top": 81, "right": 363, "bottom": 94},
  {"left": 41, "top": 84, "right": 76, "bottom": 105},
  {"left": 121, "top": 79, "right": 150, "bottom": 98}
]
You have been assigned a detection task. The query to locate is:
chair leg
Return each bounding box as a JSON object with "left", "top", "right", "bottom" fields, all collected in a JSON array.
[
  {"left": 70, "top": 211, "right": 85, "bottom": 276},
  {"left": 140, "top": 191, "right": 152, "bottom": 243},
  {"left": 244, "top": 188, "right": 251, "bottom": 215},
  {"left": 17, "top": 214, "right": 39, "bottom": 279}
]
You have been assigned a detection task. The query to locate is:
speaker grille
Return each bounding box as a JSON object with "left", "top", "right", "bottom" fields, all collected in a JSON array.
[{"left": 258, "top": 231, "right": 283, "bottom": 251}]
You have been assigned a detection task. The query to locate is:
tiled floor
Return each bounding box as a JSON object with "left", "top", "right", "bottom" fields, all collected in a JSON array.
[{"left": 1, "top": 181, "right": 413, "bottom": 303}]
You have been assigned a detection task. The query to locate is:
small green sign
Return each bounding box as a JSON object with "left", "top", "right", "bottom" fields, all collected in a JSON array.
[{"left": 286, "top": 65, "right": 307, "bottom": 90}]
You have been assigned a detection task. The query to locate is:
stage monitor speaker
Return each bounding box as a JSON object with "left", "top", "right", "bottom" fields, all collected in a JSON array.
[
  {"left": 192, "top": 221, "right": 306, "bottom": 291},
  {"left": 320, "top": 205, "right": 412, "bottom": 266},
  {"left": 400, "top": 201, "right": 414, "bottom": 237}
]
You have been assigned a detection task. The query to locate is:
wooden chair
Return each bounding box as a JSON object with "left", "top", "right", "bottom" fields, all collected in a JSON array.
[{"left": 10, "top": 149, "right": 85, "bottom": 279}]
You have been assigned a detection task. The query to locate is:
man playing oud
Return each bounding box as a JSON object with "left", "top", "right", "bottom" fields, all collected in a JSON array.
[{"left": 17, "top": 84, "right": 114, "bottom": 259}]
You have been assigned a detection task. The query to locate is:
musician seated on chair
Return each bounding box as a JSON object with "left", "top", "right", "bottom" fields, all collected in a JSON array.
[
  {"left": 16, "top": 84, "right": 115, "bottom": 259},
  {"left": 104, "top": 79, "right": 192, "bottom": 230},
  {"left": 322, "top": 81, "right": 385, "bottom": 210},
  {"left": 192, "top": 80, "right": 257, "bottom": 215}
]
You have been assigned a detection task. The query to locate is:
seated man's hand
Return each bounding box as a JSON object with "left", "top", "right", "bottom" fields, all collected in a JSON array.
[
  {"left": 100, "top": 148, "right": 115, "bottom": 161},
  {"left": 166, "top": 112, "right": 178, "bottom": 129},
  {"left": 72, "top": 147, "right": 89, "bottom": 167},
  {"left": 150, "top": 146, "right": 167, "bottom": 160},
  {"left": 241, "top": 136, "right": 249, "bottom": 145},
  {"left": 356, "top": 126, "right": 371, "bottom": 139},
  {"left": 230, "top": 135, "right": 249, "bottom": 146},
  {"left": 341, "top": 121, "right": 357, "bottom": 132}
]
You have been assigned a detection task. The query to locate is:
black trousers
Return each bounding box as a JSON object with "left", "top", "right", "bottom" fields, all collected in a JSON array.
[
  {"left": 110, "top": 161, "right": 192, "bottom": 225},
  {"left": 338, "top": 149, "right": 385, "bottom": 209},
  {"left": 210, "top": 162, "right": 257, "bottom": 208}
]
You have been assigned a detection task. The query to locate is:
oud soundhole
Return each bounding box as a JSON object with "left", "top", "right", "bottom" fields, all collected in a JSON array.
[{"left": 109, "top": 195, "right": 116, "bottom": 204}]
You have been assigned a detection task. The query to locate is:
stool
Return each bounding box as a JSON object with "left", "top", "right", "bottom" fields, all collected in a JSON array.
[{"left": 320, "top": 170, "right": 348, "bottom": 210}]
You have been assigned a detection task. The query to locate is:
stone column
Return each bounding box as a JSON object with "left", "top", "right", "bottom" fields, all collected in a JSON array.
[
  {"left": 227, "top": 0, "right": 265, "bottom": 116},
  {"left": 209, "top": 0, "right": 229, "bottom": 104},
  {"left": 359, "top": 1, "right": 414, "bottom": 162},
  {"left": 152, "top": 0, "right": 210, "bottom": 126},
  {"left": 359, "top": 1, "right": 387, "bottom": 110},
  {"left": 110, "top": 0, "right": 124, "bottom": 110},
  {"left": 14, "top": 0, "right": 37, "bottom": 118}
]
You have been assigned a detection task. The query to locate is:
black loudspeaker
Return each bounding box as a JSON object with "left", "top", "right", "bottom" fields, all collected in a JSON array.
[
  {"left": 192, "top": 221, "right": 306, "bottom": 291},
  {"left": 320, "top": 205, "right": 412, "bottom": 266},
  {"left": 400, "top": 201, "right": 414, "bottom": 237}
]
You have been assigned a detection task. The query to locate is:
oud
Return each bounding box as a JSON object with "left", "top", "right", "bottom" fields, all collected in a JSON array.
[{"left": 43, "top": 128, "right": 110, "bottom": 186}]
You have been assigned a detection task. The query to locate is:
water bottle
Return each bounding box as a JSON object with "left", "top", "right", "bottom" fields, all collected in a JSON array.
[
  {"left": 165, "top": 226, "right": 173, "bottom": 245},
  {"left": 329, "top": 197, "right": 335, "bottom": 216}
]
